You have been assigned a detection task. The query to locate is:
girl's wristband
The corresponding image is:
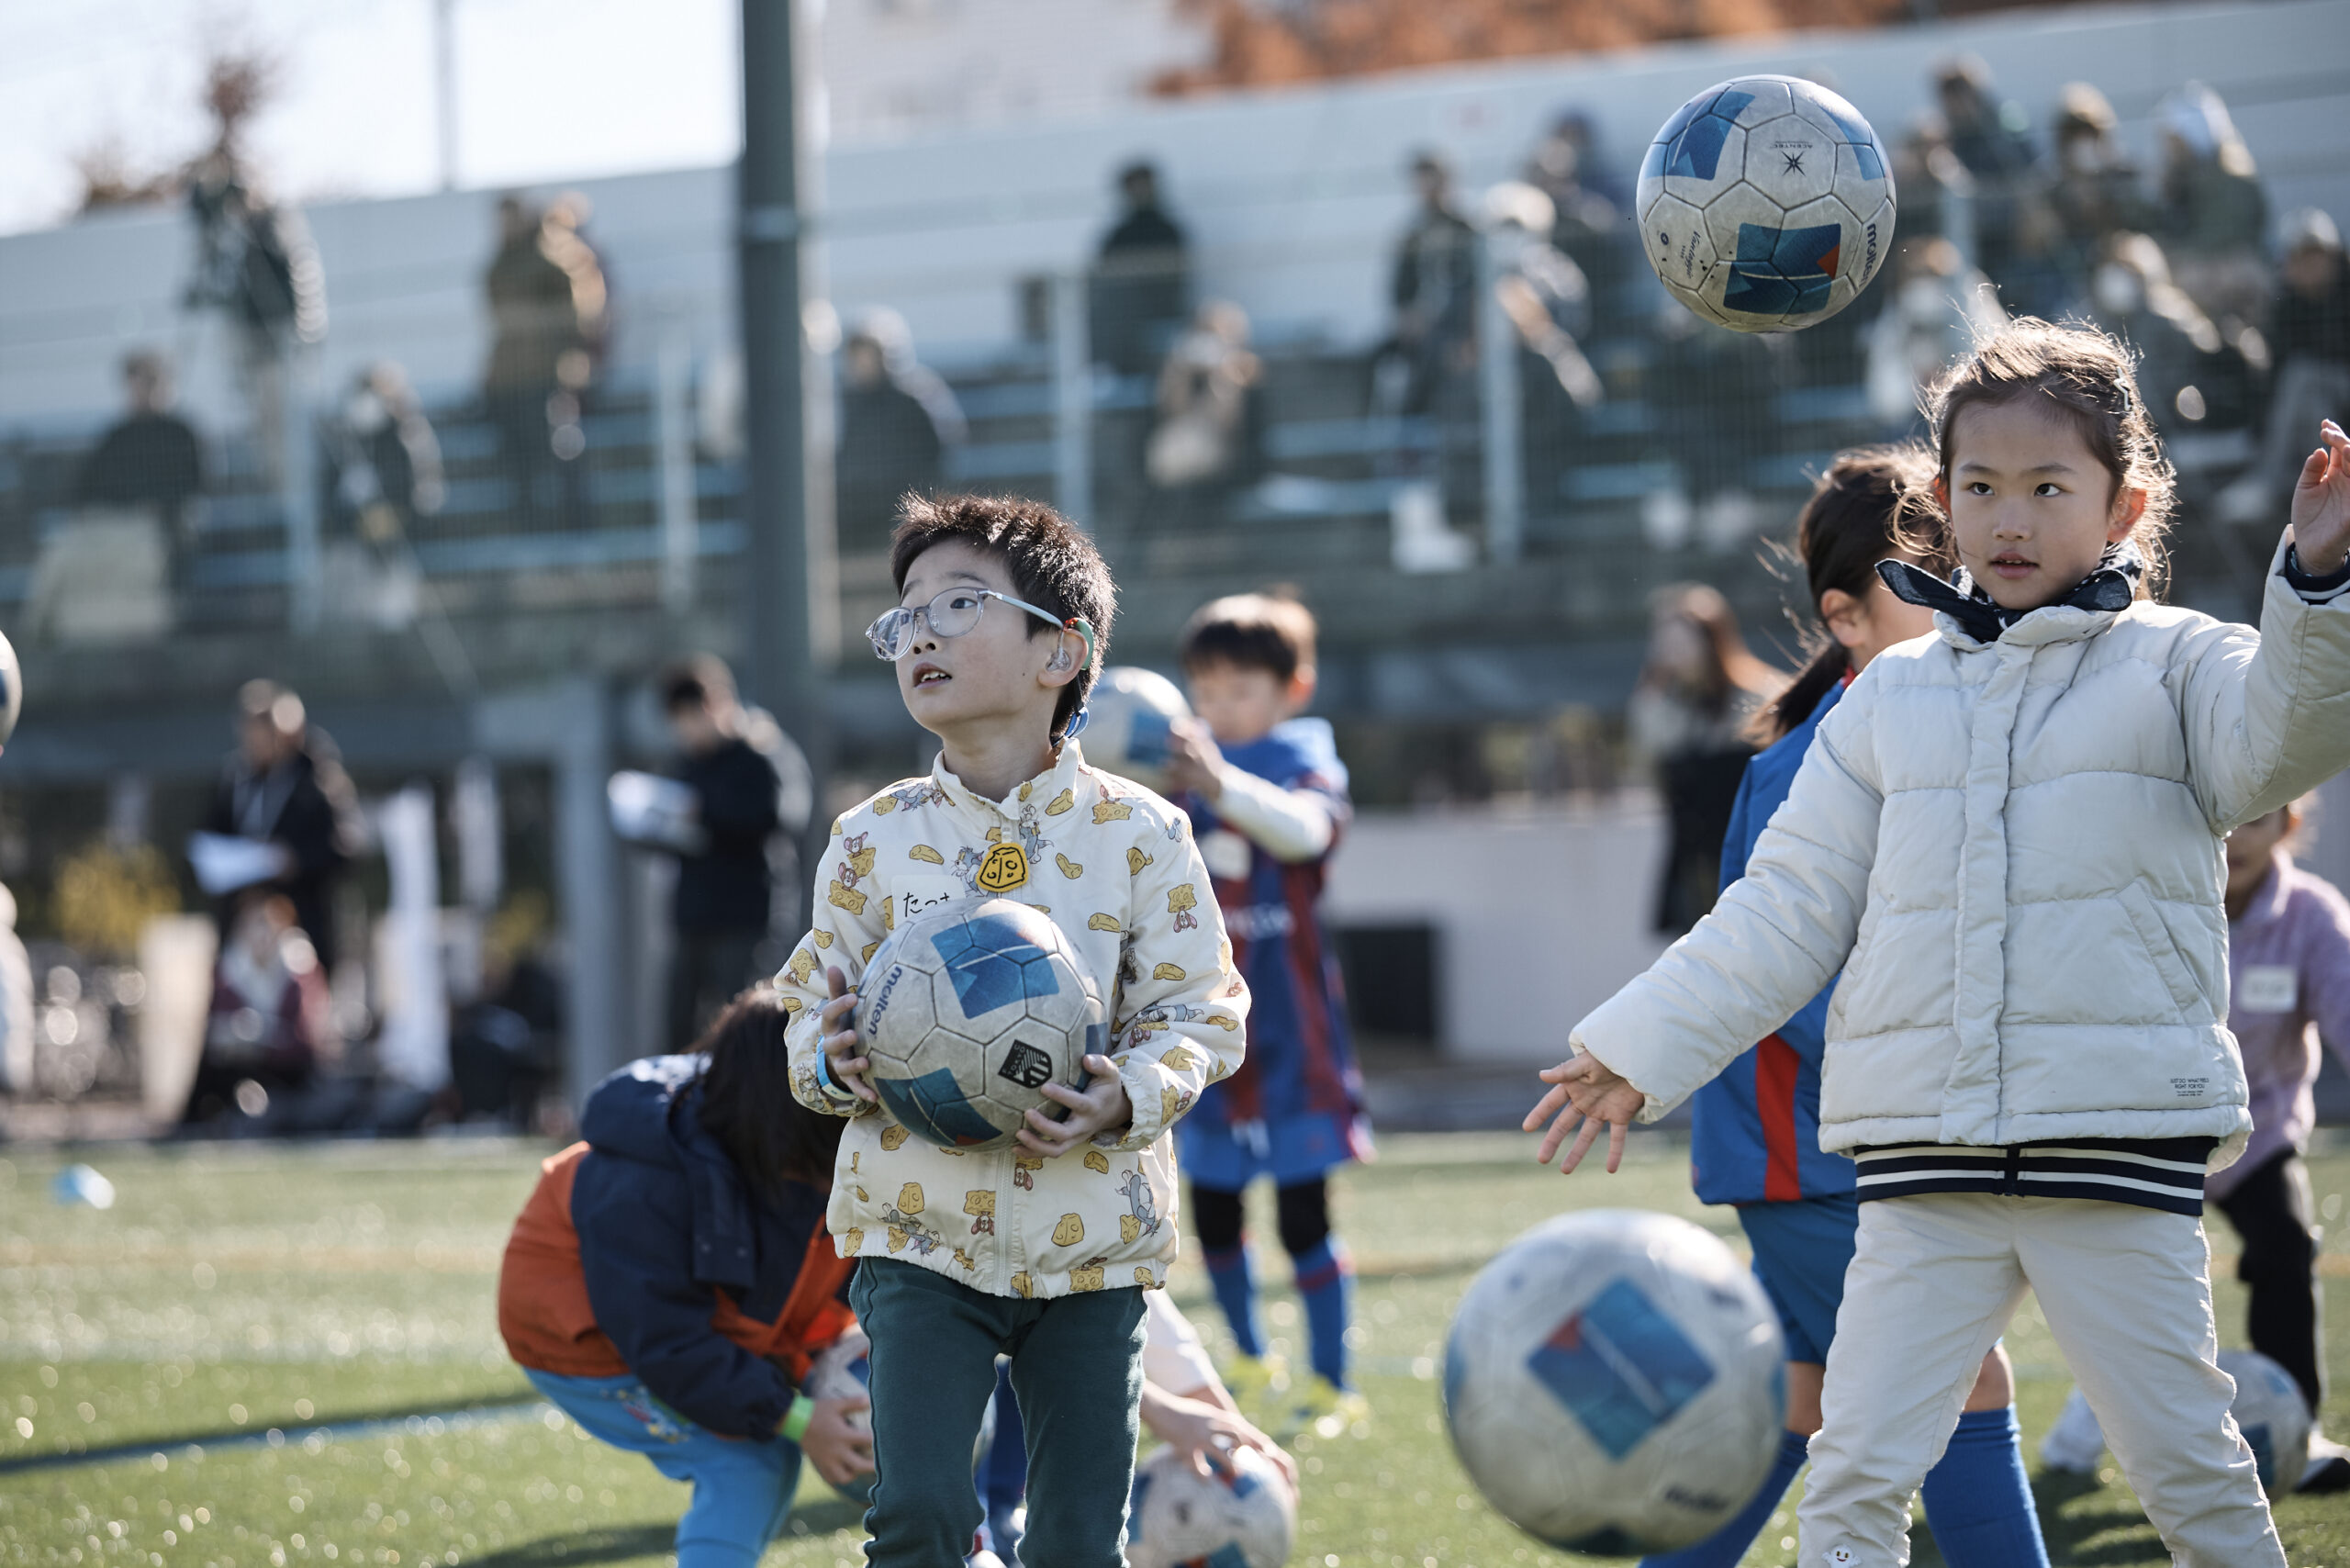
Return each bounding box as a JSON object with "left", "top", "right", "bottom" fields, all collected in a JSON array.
[{"left": 781, "top": 1394, "right": 815, "bottom": 1444}]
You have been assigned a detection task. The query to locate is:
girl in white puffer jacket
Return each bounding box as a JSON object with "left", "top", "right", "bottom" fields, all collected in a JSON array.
[{"left": 1531, "top": 319, "right": 2350, "bottom": 1568}]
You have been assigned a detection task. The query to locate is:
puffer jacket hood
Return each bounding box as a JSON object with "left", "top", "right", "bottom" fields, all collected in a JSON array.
[
  {"left": 581, "top": 1055, "right": 764, "bottom": 1295},
  {"left": 1575, "top": 534, "right": 2350, "bottom": 1169}
]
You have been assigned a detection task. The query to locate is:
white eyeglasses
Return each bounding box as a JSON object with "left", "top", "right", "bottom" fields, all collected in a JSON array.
[{"left": 866, "top": 588, "right": 1096, "bottom": 667}]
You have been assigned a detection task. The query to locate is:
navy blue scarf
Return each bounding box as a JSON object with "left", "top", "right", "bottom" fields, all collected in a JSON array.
[{"left": 1876, "top": 544, "right": 2143, "bottom": 644}]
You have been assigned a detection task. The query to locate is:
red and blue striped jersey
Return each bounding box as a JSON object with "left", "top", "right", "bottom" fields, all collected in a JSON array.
[
  {"left": 1688, "top": 683, "right": 1857, "bottom": 1204},
  {"left": 1181, "top": 720, "right": 1367, "bottom": 1133}
]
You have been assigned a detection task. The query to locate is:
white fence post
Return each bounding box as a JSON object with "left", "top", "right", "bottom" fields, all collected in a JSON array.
[{"left": 1478, "top": 235, "right": 1524, "bottom": 566}]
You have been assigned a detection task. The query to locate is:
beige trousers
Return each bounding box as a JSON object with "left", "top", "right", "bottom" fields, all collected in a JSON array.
[{"left": 1799, "top": 1193, "right": 2284, "bottom": 1568}]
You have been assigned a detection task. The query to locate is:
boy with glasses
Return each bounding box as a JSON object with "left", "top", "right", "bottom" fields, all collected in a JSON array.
[{"left": 779, "top": 493, "right": 1248, "bottom": 1568}]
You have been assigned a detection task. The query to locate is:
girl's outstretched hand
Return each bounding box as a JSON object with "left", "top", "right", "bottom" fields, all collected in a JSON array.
[
  {"left": 2290, "top": 419, "right": 2350, "bottom": 576},
  {"left": 1524, "top": 1051, "right": 1646, "bottom": 1174}
]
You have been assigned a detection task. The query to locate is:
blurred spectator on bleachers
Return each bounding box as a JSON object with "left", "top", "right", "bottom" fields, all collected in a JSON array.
[
  {"left": 1382, "top": 151, "right": 1480, "bottom": 421},
  {"left": 2222, "top": 209, "right": 2350, "bottom": 523},
  {"left": 658, "top": 655, "right": 812, "bottom": 1052},
  {"left": 1644, "top": 305, "right": 1785, "bottom": 553},
  {"left": 484, "top": 194, "right": 608, "bottom": 525},
  {"left": 835, "top": 308, "right": 967, "bottom": 557},
  {"left": 2089, "top": 232, "right": 2264, "bottom": 436},
  {"left": 1483, "top": 181, "right": 1603, "bottom": 508},
  {"left": 319, "top": 363, "right": 445, "bottom": 631},
  {"left": 2040, "top": 83, "right": 2157, "bottom": 315},
  {"left": 185, "top": 150, "right": 326, "bottom": 487},
  {"left": 323, "top": 363, "right": 444, "bottom": 542},
  {"left": 1631, "top": 584, "right": 1782, "bottom": 935},
  {"left": 1484, "top": 183, "right": 1603, "bottom": 408},
  {"left": 449, "top": 891, "right": 565, "bottom": 1127},
  {"left": 1931, "top": 58, "right": 2041, "bottom": 302},
  {"left": 180, "top": 889, "right": 331, "bottom": 1129},
  {"left": 1091, "top": 161, "right": 1191, "bottom": 377},
  {"left": 1145, "top": 299, "right": 1264, "bottom": 525},
  {"left": 1524, "top": 112, "right": 1634, "bottom": 324},
  {"left": 196, "top": 680, "right": 364, "bottom": 973},
  {"left": 1867, "top": 235, "right": 2007, "bottom": 431},
  {"left": 2156, "top": 83, "right": 2270, "bottom": 331},
  {"left": 77, "top": 352, "right": 204, "bottom": 588}
]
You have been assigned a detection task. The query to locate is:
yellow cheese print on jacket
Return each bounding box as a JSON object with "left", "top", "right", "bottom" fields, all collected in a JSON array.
[{"left": 781, "top": 742, "right": 1248, "bottom": 1301}]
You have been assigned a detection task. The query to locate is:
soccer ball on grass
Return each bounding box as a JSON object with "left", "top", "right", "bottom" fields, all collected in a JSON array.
[
  {"left": 1125, "top": 1441, "right": 1297, "bottom": 1568},
  {"left": 1442, "top": 1208, "right": 1785, "bottom": 1555}
]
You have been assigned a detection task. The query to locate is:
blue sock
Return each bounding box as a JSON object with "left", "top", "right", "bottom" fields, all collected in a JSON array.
[
  {"left": 1920, "top": 1406, "right": 2049, "bottom": 1568},
  {"left": 1292, "top": 1238, "right": 1353, "bottom": 1387},
  {"left": 1639, "top": 1427, "right": 1809, "bottom": 1568},
  {"left": 1205, "top": 1243, "right": 1265, "bottom": 1359}
]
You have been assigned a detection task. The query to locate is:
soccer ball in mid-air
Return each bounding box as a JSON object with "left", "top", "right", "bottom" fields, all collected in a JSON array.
[
  {"left": 857, "top": 899, "right": 1106, "bottom": 1152},
  {"left": 1637, "top": 73, "right": 1895, "bottom": 332},
  {"left": 2220, "top": 1349, "right": 2312, "bottom": 1494},
  {"left": 1081, "top": 666, "right": 1191, "bottom": 794},
  {"left": 1125, "top": 1442, "right": 1297, "bottom": 1568},
  {"left": 1443, "top": 1209, "right": 1785, "bottom": 1555}
]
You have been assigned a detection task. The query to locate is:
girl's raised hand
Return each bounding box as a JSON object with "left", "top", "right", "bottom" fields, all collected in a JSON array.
[
  {"left": 1523, "top": 1050, "right": 1646, "bottom": 1174},
  {"left": 2290, "top": 419, "right": 2350, "bottom": 576}
]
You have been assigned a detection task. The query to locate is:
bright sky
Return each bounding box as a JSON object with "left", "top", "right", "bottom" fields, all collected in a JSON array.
[{"left": 0, "top": 0, "right": 743, "bottom": 237}]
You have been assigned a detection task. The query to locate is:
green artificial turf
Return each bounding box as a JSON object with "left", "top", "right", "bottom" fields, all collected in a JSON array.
[{"left": 6, "top": 1129, "right": 2350, "bottom": 1565}]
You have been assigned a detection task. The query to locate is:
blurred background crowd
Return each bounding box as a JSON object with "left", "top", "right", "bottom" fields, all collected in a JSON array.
[{"left": 0, "top": 0, "right": 2345, "bottom": 1145}]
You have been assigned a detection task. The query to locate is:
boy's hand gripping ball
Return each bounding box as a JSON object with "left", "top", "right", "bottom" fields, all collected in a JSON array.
[{"left": 1638, "top": 74, "right": 1895, "bottom": 333}]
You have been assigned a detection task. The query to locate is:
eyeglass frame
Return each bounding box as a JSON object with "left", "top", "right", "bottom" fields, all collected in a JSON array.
[{"left": 866, "top": 587, "right": 1097, "bottom": 671}]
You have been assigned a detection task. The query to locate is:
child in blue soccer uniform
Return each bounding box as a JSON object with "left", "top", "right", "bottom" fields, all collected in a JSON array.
[
  {"left": 1164, "top": 592, "right": 1373, "bottom": 1438},
  {"left": 1638, "top": 449, "right": 2048, "bottom": 1568}
]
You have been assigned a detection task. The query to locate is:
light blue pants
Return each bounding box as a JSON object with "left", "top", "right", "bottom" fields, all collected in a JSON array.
[{"left": 524, "top": 1368, "right": 802, "bottom": 1568}]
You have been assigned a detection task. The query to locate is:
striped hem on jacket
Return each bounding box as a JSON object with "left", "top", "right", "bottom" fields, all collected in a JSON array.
[{"left": 1850, "top": 1137, "right": 2218, "bottom": 1215}]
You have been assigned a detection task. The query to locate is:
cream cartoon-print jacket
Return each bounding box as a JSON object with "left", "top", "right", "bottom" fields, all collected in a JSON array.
[{"left": 781, "top": 740, "right": 1248, "bottom": 1301}]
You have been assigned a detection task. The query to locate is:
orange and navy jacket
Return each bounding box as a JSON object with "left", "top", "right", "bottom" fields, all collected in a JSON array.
[
  {"left": 497, "top": 1057, "right": 854, "bottom": 1439},
  {"left": 1689, "top": 682, "right": 1856, "bottom": 1205}
]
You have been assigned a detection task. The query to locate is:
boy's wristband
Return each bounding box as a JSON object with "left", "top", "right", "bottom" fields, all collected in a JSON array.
[{"left": 781, "top": 1394, "right": 815, "bottom": 1444}]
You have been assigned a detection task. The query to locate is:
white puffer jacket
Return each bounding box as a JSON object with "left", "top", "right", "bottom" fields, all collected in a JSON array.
[{"left": 1577, "top": 540, "right": 2350, "bottom": 1170}]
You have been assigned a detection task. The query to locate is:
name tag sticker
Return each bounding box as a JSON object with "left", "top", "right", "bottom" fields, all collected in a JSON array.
[
  {"left": 2239, "top": 964, "right": 2299, "bottom": 1014},
  {"left": 893, "top": 876, "right": 965, "bottom": 924}
]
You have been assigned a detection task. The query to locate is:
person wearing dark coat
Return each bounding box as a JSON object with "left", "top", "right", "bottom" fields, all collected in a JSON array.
[
  {"left": 79, "top": 353, "right": 205, "bottom": 592},
  {"left": 498, "top": 995, "right": 871, "bottom": 1568},
  {"left": 835, "top": 310, "right": 966, "bottom": 557},
  {"left": 1091, "top": 162, "right": 1191, "bottom": 376},
  {"left": 660, "top": 656, "right": 812, "bottom": 1051},
  {"left": 200, "top": 680, "right": 364, "bottom": 971}
]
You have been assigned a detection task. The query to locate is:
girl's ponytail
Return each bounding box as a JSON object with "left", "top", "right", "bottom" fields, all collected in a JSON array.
[{"left": 1746, "top": 445, "right": 1950, "bottom": 747}]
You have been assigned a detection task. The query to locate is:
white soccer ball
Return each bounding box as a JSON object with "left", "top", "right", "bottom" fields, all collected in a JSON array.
[
  {"left": 804, "top": 1327, "right": 872, "bottom": 1435},
  {"left": 857, "top": 898, "right": 1106, "bottom": 1153},
  {"left": 1126, "top": 1442, "right": 1297, "bottom": 1568},
  {"left": 1443, "top": 1209, "right": 1785, "bottom": 1555},
  {"left": 2221, "top": 1349, "right": 2312, "bottom": 1495},
  {"left": 1637, "top": 74, "right": 1895, "bottom": 333},
  {"left": 1081, "top": 666, "right": 1191, "bottom": 793}
]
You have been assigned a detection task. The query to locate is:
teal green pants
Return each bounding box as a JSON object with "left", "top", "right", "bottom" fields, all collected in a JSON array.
[{"left": 851, "top": 1259, "right": 1146, "bottom": 1568}]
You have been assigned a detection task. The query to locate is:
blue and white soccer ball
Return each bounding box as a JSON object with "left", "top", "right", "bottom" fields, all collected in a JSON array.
[
  {"left": 1637, "top": 74, "right": 1896, "bottom": 333},
  {"left": 1081, "top": 666, "right": 1191, "bottom": 794},
  {"left": 805, "top": 1327, "right": 877, "bottom": 1497},
  {"left": 856, "top": 898, "right": 1106, "bottom": 1153},
  {"left": 1443, "top": 1209, "right": 1785, "bottom": 1555},
  {"left": 1126, "top": 1441, "right": 1297, "bottom": 1568},
  {"left": 2220, "top": 1349, "right": 2312, "bottom": 1495}
]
